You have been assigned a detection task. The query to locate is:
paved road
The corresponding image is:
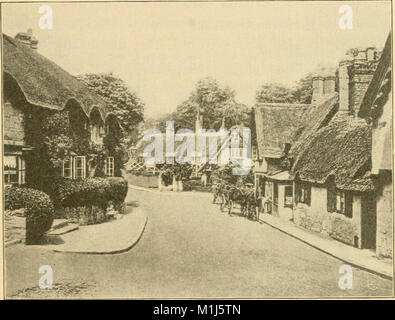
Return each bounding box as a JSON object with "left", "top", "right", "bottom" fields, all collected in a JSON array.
[{"left": 5, "top": 188, "right": 393, "bottom": 298}]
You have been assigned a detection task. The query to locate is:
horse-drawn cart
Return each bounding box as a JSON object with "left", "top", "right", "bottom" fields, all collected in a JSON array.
[{"left": 212, "top": 180, "right": 259, "bottom": 221}]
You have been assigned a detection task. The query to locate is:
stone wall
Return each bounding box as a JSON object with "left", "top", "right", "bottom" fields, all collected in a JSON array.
[
  {"left": 293, "top": 185, "right": 362, "bottom": 247},
  {"left": 127, "top": 174, "right": 158, "bottom": 188},
  {"left": 4, "top": 102, "right": 25, "bottom": 143},
  {"left": 376, "top": 173, "right": 393, "bottom": 258}
]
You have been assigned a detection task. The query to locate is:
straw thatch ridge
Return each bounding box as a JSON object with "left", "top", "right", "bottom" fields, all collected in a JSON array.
[
  {"left": 254, "top": 103, "right": 309, "bottom": 159},
  {"left": 291, "top": 114, "right": 374, "bottom": 192},
  {"left": 3, "top": 34, "right": 109, "bottom": 121},
  {"left": 289, "top": 93, "right": 339, "bottom": 158}
]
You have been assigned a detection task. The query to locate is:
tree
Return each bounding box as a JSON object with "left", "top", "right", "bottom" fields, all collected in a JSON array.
[
  {"left": 292, "top": 73, "right": 314, "bottom": 104},
  {"left": 171, "top": 77, "right": 249, "bottom": 131},
  {"left": 77, "top": 73, "right": 145, "bottom": 141},
  {"left": 256, "top": 83, "right": 296, "bottom": 104}
]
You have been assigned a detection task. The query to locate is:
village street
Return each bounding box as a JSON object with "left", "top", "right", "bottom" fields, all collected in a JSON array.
[{"left": 5, "top": 188, "right": 393, "bottom": 298}]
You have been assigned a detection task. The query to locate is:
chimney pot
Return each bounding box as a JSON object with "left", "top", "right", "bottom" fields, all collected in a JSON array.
[{"left": 15, "top": 28, "right": 38, "bottom": 50}]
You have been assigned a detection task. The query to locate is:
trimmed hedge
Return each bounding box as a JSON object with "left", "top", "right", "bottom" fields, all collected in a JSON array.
[
  {"left": 53, "top": 177, "right": 128, "bottom": 209},
  {"left": 5, "top": 186, "right": 54, "bottom": 244}
]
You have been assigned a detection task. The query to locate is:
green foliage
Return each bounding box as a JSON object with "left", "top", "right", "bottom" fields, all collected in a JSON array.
[
  {"left": 293, "top": 73, "right": 314, "bottom": 104},
  {"left": 256, "top": 83, "right": 296, "bottom": 104},
  {"left": 77, "top": 73, "right": 144, "bottom": 136},
  {"left": 53, "top": 177, "right": 128, "bottom": 209},
  {"left": 256, "top": 73, "right": 314, "bottom": 104},
  {"left": 169, "top": 77, "right": 250, "bottom": 131},
  {"left": 106, "top": 177, "right": 129, "bottom": 204},
  {"left": 158, "top": 163, "right": 193, "bottom": 184},
  {"left": 5, "top": 186, "right": 54, "bottom": 244},
  {"left": 211, "top": 163, "right": 254, "bottom": 185}
]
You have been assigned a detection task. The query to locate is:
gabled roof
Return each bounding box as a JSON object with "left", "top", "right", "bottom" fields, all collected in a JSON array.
[
  {"left": 254, "top": 103, "right": 308, "bottom": 159},
  {"left": 290, "top": 114, "right": 374, "bottom": 192},
  {"left": 358, "top": 32, "right": 391, "bottom": 123},
  {"left": 3, "top": 34, "right": 109, "bottom": 121},
  {"left": 289, "top": 93, "right": 338, "bottom": 158}
]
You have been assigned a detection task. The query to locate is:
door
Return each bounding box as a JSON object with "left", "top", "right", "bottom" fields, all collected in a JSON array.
[{"left": 361, "top": 192, "right": 377, "bottom": 249}]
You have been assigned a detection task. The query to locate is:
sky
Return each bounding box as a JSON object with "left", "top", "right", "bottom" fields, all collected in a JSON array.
[{"left": 2, "top": 1, "right": 391, "bottom": 118}]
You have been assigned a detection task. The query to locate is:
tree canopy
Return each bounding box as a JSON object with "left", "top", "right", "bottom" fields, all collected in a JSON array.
[
  {"left": 169, "top": 77, "right": 250, "bottom": 131},
  {"left": 255, "top": 73, "right": 313, "bottom": 104},
  {"left": 77, "top": 73, "right": 145, "bottom": 135}
]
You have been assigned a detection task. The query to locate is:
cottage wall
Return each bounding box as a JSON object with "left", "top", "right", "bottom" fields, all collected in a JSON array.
[
  {"left": 4, "top": 101, "right": 25, "bottom": 144},
  {"left": 293, "top": 184, "right": 362, "bottom": 247},
  {"left": 253, "top": 159, "right": 267, "bottom": 173},
  {"left": 376, "top": 172, "right": 393, "bottom": 258},
  {"left": 277, "top": 183, "right": 293, "bottom": 221}
]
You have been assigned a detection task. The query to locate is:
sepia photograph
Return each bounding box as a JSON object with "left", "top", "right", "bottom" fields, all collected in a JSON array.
[{"left": 1, "top": 1, "right": 393, "bottom": 299}]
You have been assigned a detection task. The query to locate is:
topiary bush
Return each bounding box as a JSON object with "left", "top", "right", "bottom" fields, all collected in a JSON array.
[
  {"left": 5, "top": 186, "right": 54, "bottom": 244},
  {"left": 53, "top": 177, "right": 128, "bottom": 219}
]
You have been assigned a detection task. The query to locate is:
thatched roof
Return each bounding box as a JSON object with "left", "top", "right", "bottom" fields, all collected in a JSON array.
[
  {"left": 254, "top": 103, "right": 309, "bottom": 159},
  {"left": 3, "top": 34, "right": 109, "bottom": 120},
  {"left": 358, "top": 32, "right": 391, "bottom": 124},
  {"left": 291, "top": 114, "right": 374, "bottom": 192},
  {"left": 289, "top": 93, "right": 338, "bottom": 158}
]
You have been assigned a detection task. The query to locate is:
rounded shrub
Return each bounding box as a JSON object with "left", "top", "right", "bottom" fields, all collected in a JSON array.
[
  {"left": 5, "top": 186, "right": 54, "bottom": 244},
  {"left": 53, "top": 177, "right": 128, "bottom": 212}
]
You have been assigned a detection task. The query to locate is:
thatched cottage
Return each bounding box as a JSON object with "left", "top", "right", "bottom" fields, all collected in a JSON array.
[
  {"left": 358, "top": 33, "right": 392, "bottom": 257},
  {"left": 254, "top": 35, "right": 392, "bottom": 257},
  {"left": 3, "top": 31, "right": 121, "bottom": 189},
  {"left": 253, "top": 102, "right": 309, "bottom": 220}
]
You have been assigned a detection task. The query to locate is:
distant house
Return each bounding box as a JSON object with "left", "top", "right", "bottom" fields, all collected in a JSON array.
[
  {"left": 3, "top": 31, "right": 121, "bottom": 190},
  {"left": 253, "top": 37, "right": 392, "bottom": 258},
  {"left": 129, "top": 110, "right": 251, "bottom": 176}
]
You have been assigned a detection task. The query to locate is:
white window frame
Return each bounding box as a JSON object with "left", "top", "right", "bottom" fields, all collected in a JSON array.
[
  {"left": 105, "top": 156, "right": 114, "bottom": 177},
  {"left": 62, "top": 157, "right": 73, "bottom": 179},
  {"left": 18, "top": 157, "right": 26, "bottom": 185},
  {"left": 74, "top": 156, "right": 86, "bottom": 179},
  {"left": 4, "top": 155, "right": 18, "bottom": 185}
]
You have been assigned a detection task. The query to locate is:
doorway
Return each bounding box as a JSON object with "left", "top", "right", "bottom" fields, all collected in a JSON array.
[{"left": 361, "top": 192, "right": 377, "bottom": 249}]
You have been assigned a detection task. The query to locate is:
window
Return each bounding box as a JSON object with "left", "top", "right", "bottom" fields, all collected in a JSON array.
[
  {"left": 336, "top": 189, "right": 353, "bottom": 218},
  {"left": 298, "top": 182, "right": 311, "bottom": 205},
  {"left": 4, "top": 155, "right": 25, "bottom": 185},
  {"left": 252, "top": 146, "right": 258, "bottom": 161},
  {"left": 327, "top": 182, "right": 336, "bottom": 212},
  {"left": 284, "top": 185, "right": 293, "bottom": 208},
  {"left": 18, "top": 157, "right": 26, "bottom": 185},
  {"left": 105, "top": 157, "right": 114, "bottom": 177},
  {"left": 62, "top": 157, "right": 73, "bottom": 179},
  {"left": 4, "top": 156, "right": 18, "bottom": 185},
  {"left": 74, "top": 156, "right": 86, "bottom": 179},
  {"left": 336, "top": 190, "right": 345, "bottom": 213},
  {"left": 99, "top": 125, "right": 105, "bottom": 136}
]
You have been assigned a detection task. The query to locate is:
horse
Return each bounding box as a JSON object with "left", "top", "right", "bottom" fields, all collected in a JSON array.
[{"left": 211, "top": 180, "right": 225, "bottom": 205}]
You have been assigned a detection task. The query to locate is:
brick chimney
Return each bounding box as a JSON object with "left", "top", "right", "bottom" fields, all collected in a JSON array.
[
  {"left": 312, "top": 67, "right": 336, "bottom": 104},
  {"left": 15, "top": 28, "right": 38, "bottom": 50},
  {"left": 338, "top": 47, "right": 380, "bottom": 115}
]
